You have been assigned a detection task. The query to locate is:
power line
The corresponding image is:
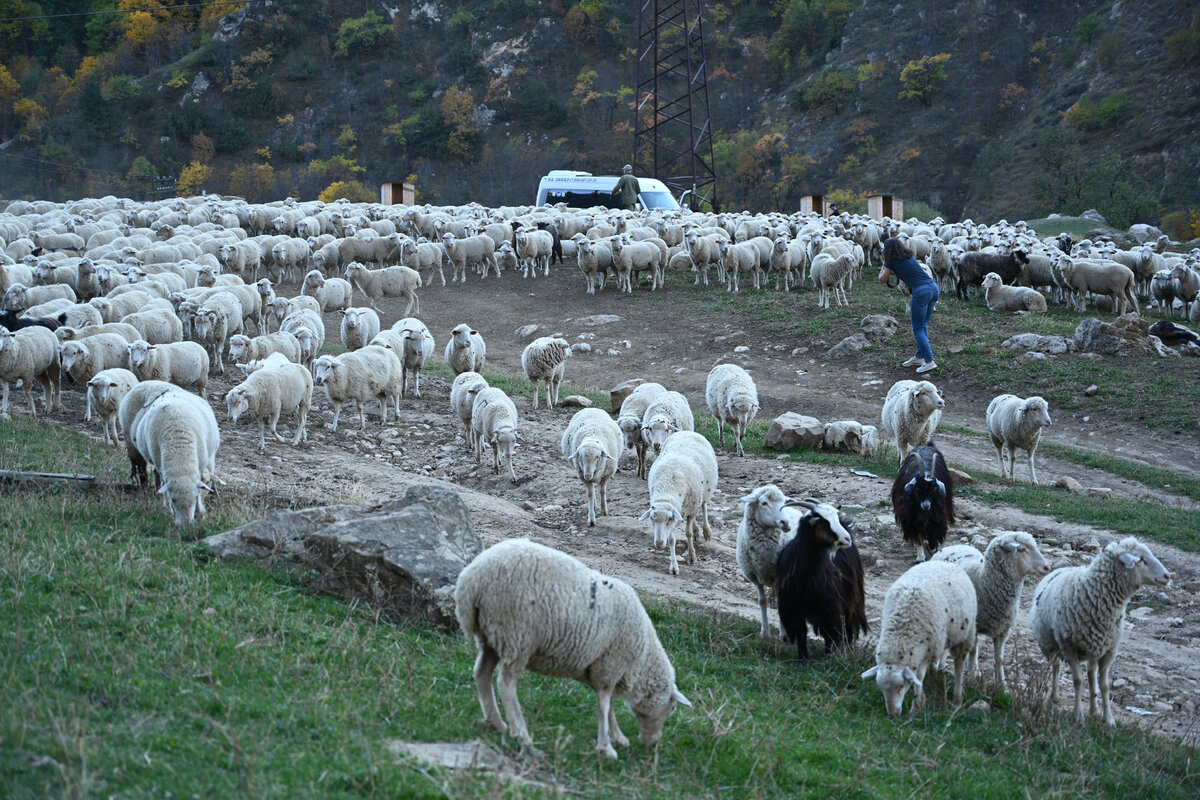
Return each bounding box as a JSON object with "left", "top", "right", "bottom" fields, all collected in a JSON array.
[
  {"left": 0, "top": 1, "right": 260, "bottom": 24},
  {"left": 0, "top": 149, "right": 126, "bottom": 178}
]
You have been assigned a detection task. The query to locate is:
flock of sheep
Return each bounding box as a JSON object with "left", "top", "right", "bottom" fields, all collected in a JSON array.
[{"left": 0, "top": 193, "right": 1181, "bottom": 758}]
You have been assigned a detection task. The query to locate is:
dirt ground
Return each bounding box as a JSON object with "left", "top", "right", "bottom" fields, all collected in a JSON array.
[{"left": 49, "top": 262, "right": 1200, "bottom": 741}]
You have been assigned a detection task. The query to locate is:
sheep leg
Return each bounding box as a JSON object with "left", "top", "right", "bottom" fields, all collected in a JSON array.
[
  {"left": 598, "top": 478, "right": 609, "bottom": 517},
  {"left": 474, "top": 431, "right": 483, "bottom": 464},
  {"left": 666, "top": 524, "right": 679, "bottom": 575},
  {"left": 356, "top": 400, "right": 367, "bottom": 430},
  {"left": 1027, "top": 446, "right": 1039, "bottom": 485},
  {"left": 607, "top": 700, "right": 629, "bottom": 748},
  {"left": 993, "top": 630, "right": 1010, "bottom": 688},
  {"left": 1087, "top": 661, "right": 1101, "bottom": 719},
  {"left": 715, "top": 417, "right": 724, "bottom": 446},
  {"left": 911, "top": 664, "right": 928, "bottom": 713},
  {"left": 256, "top": 419, "right": 268, "bottom": 452},
  {"left": 412, "top": 370, "right": 421, "bottom": 399},
  {"left": 952, "top": 649, "right": 967, "bottom": 706},
  {"left": 595, "top": 687, "right": 619, "bottom": 759},
  {"left": 636, "top": 442, "right": 648, "bottom": 480},
  {"left": 735, "top": 423, "right": 745, "bottom": 457},
  {"left": 1098, "top": 652, "right": 1115, "bottom": 726},
  {"left": 378, "top": 394, "right": 390, "bottom": 425},
  {"left": 755, "top": 583, "right": 770, "bottom": 638},
  {"left": 294, "top": 401, "right": 309, "bottom": 445},
  {"left": 329, "top": 402, "right": 343, "bottom": 432},
  {"left": 1007, "top": 448, "right": 1017, "bottom": 482},
  {"left": 585, "top": 482, "right": 596, "bottom": 526},
  {"left": 269, "top": 410, "right": 288, "bottom": 444},
  {"left": 506, "top": 451, "right": 516, "bottom": 483},
  {"left": 992, "top": 442, "right": 1006, "bottom": 479},
  {"left": 1069, "top": 659, "right": 1086, "bottom": 723},
  {"left": 700, "top": 500, "right": 711, "bottom": 541},
  {"left": 684, "top": 514, "right": 697, "bottom": 565},
  {"left": 496, "top": 657, "right": 532, "bottom": 746}
]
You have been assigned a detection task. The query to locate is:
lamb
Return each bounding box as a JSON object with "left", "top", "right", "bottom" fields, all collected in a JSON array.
[
  {"left": 769, "top": 235, "right": 807, "bottom": 291},
  {"left": 449, "top": 371, "right": 488, "bottom": 451},
  {"left": 890, "top": 443, "right": 955, "bottom": 562},
  {"left": 470, "top": 386, "right": 520, "bottom": 481},
  {"left": 192, "top": 291, "right": 243, "bottom": 374},
  {"left": 300, "top": 269, "right": 353, "bottom": 312},
  {"left": 640, "top": 390, "right": 695, "bottom": 470},
  {"left": 120, "top": 309, "right": 183, "bottom": 345},
  {"left": 735, "top": 484, "right": 794, "bottom": 637},
  {"left": 278, "top": 308, "right": 325, "bottom": 371},
  {"left": 932, "top": 532, "right": 1051, "bottom": 687},
  {"left": 3, "top": 282, "right": 77, "bottom": 311},
  {"left": 880, "top": 379, "right": 944, "bottom": 463},
  {"left": 808, "top": 252, "right": 857, "bottom": 308},
  {"left": 705, "top": 363, "right": 759, "bottom": 457},
  {"left": 453, "top": 538, "right": 690, "bottom": 759},
  {"left": 0, "top": 324, "right": 61, "bottom": 418},
  {"left": 955, "top": 250, "right": 1029, "bottom": 301},
  {"left": 268, "top": 294, "right": 321, "bottom": 331},
  {"left": 861, "top": 560, "right": 977, "bottom": 716},
  {"left": 119, "top": 381, "right": 219, "bottom": 525},
  {"left": 617, "top": 381, "right": 667, "bottom": 479},
  {"left": 59, "top": 333, "right": 129, "bottom": 414},
  {"left": 577, "top": 238, "right": 615, "bottom": 293},
  {"left": 441, "top": 232, "right": 498, "bottom": 282},
  {"left": 560, "top": 407, "right": 623, "bottom": 526},
  {"left": 718, "top": 239, "right": 761, "bottom": 292},
  {"left": 338, "top": 307, "right": 381, "bottom": 352},
  {"left": 344, "top": 261, "right": 422, "bottom": 315},
  {"left": 1030, "top": 537, "right": 1173, "bottom": 725},
  {"left": 312, "top": 346, "right": 403, "bottom": 431},
  {"left": 521, "top": 335, "right": 571, "bottom": 409},
  {"left": 775, "top": 500, "right": 868, "bottom": 659},
  {"left": 639, "top": 431, "right": 717, "bottom": 575},
  {"left": 981, "top": 272, "right": 1047, "bottom": 313},
  {"left": 394, "top": 321, "right": 434, "bottom": 399},
  {"left": 126, "top": 339, "right": 209, "bottom": 394},
  {"left": 225, "top": 361, "right": 314, "bottom": 452},
  {"left": 443, "top": 323, "right": 487, "bottom": 375},
  {"left": 985, "top": 393, "right": 1052, "bottom": 485},
  {"left": 227, "top": 331, "right": 301, "bottom": 366},
  {"left": 1153, "top": 263, "right": 1200, "bottom": 318},
  {"left": 85, "top": 367, "right": 138, "bottom": 445}
]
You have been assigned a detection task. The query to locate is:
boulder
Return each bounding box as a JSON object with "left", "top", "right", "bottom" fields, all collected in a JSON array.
[
  {"left": 560, "top": 395, "right": 593, "bottom": 408},
  {"left": 1072, "top": 313, "right": 1178, "bottom": 357},
  {"left": 1147, "top": 320, "right": 1200, "bottom": 347},
  {"left": 200, "top": 485, "right": 480, "bottom": 627},
  {"left": 1002, "top": 333, "right": 1074, "bottom": 354},
  {"left": 1128, "top": 224, "right": 1165, "bottom": 244},
  {"left": 860, "top": 314, "right": 901, "bottom": 343},
  {"left": 947, "top": 467, "right": 974, "bottom": 486},
  {"left": 825, "top": 333, "right": 871, "bottom": 359},
  {"left": 571, "top": 314, "right": 621, "bottom": 327},
  {"left": 608, "top": 378, "right": 646, "bottom": 413},
  {"left": 1054, "top": 476, "right": 1084, "bottom": 493},
  {"left": 1079, "top": 209, "right": 1108, "bottom": 224},
  {"left": 764, "top": 412, "right": 824, "bottom": 451},
  {"left": 514, "top": 324, "right": 539, "bottom": 339},
  {"left": 821, "top": 420, "right": 878, "bottom": 455}
]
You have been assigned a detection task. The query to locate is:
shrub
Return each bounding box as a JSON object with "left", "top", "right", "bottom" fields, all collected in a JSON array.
[
  {"left": 175, "top": 161, "right": 210, "bottom": 196},
  {"left": 286, "top": 56, "right": 317, "bottom": 81},
  {"left": 898, "top": 53, "right": 951, "bottom": 106},
  {"left": 1071, "top": 13, "right": 1102, "bottom": 43},
  {"left": 318, "top": 180, "right": 376, "bottom": 204},
  {"left": 1062, "top": 92, "right": 1130, "bottom": 131},
  {"left": 800, "top": 68, "right": 856, "bottom": 116},
  {"left": 334, "top": 10, "right": 391, "bottom": 57},
  {"left": 100, "top": 74, "right": 145, "bottom": 103}
]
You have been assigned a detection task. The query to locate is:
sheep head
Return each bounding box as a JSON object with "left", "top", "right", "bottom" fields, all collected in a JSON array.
[
  {"left": 1020, "top": 396, "right": 1052, "bottom": 429},
  {"left": 226, "top": 387, "right": 252, "bottom": 422},
  {"left": 861, "top": 664, "right": 921, "bottom": 717},
  {"left": 638, "top": 502, "right": 684, "bottom": 549},
  {"left": 1108, "top": 537, "right": 1173, "bottom": 588},
  {"left": 740, "top": 484, "right": 791, "bottom": 532}
]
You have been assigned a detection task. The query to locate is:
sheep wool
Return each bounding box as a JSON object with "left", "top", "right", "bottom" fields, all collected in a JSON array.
[
  {"left": 640, "top": 431, "right": 718, "bottom": 575},
  {"left": 471, "top": 386, "right": 520, "bottom": 481},
  {"left": 444, "top": 323, "right": 487, "bottom": 376},
  {"left": 338, "top": 307, "right": 381, "bottom": 352},
  {"left": 981, "top": 272, "right": 1048, "bottom": 313},
  {"left": 560, "top": 407, "right": 623, "bottom": 526},
  {"left": 0, "top": 324, "right": 62, "bottom": 418},
  {"left": 705, "top": 363, "right": 759, "bottom": 457},
  {"left": 226, "top": 362, "right": 314, "bottom": 452},
  {"left": 86, "top": 367, "right": 139, "bottom": 445},
  {"left": 986, "top": 394, "right": 1052, "bottom": 485},
  {"left": 449, "top": 371, "right": 488, "bottom": 451},
  {"left": 735, "top": 484, "right": 792, "bottom": 637},
  {"left": 521, "top": 336, "right": 570, "bottom": 409},
  {"left": 616, "top": 381, "right": 667, "bottom": 479},
  {"left": 880, "top": 379, "right": 944, "bottom": 464},
  {"left": 454, "top": 538, "right": 690, "bottom": 759}
]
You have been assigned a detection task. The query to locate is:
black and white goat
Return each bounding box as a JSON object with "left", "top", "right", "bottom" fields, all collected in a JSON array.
[
  {"left": 890, "top": 443, "right": 955, "bottom": 562},
  {"left": 775, "top": 499, "right": 868, "bottom": 660}
]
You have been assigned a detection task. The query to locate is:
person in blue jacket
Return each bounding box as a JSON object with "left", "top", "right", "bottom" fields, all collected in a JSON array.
[{"left": 878, "top": 237, "right": 939, "bottom": 373}]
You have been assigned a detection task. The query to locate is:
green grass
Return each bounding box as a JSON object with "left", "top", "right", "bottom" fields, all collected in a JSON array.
[
  {"left": 1037, "top": 443, "right": 1200, "bottom": 504},
  {"left": 1023, "top": 216, "right": 1120, "bottom": 240},
  {"left": 3, "top": 418, "right": 1198, "bottom": 798}
]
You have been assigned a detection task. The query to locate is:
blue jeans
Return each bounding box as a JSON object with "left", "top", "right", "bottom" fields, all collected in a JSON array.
[{"left": 909, "top": 284, "right": 939, "bottom": 363}]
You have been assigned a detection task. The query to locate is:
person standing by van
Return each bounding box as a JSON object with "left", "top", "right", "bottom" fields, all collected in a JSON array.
[{"left": 611, "top": 164, "right": 641, "bottom": 211}]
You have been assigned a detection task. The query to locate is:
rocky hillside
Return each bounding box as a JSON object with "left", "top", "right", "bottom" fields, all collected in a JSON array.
[{"left": 0, "top": 0, "right": 1197, "bottom": 229}]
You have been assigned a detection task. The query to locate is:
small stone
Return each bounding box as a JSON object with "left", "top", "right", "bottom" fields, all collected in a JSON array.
[
  {"left": 969, "top": 700, "right": 990, "bottom": 712},
  {"left": 1112, "top": 678, "right": 1128, "bottom": 689},
  {"left": 608, "top": 378, "right": 646, "bottom": 413},
  {"left": 606, "top": 349, "right": 621, "bottom": 356},
  {"left": 1079, "top": 537, "right": 1102, "bottom": 552},
  {"left": 947, "top": 467, "right": 973, "bottom": 485},
  {"left": 1084, "top": 384, "right": 1099, "bottom": 396},
  {"left": 825, "top": 333, "right": 871, "bottom": 359},
  {"left": 539, "top": 504, "right": 562, "bottom": 513},
  {"left": 946, "top": 345, "right": 963, "bottom": 353},
  {"left": 1128, "top": 606, "right": 1154, "bottom": 619},
  {"left": 572, "top": 314, "right": 621, "bottom": 327},
  {"left": 1083, "top": 487, "right": 1112, "bottom": 498},
  {"left": 515, "top": 324, "right": 539, "bottom": 338},
  {"left": 970, "top": 534, "right": 989, "bottom": 548},
  {"left": 1054, "top": 476, "right": 1084, "bottom": 492},
  {"left": 560, "top": 395, "right": 593, "bottom": 408},
  {"left": 570, "top": 342, "right": 591, "bottom": 354},
  {"left": 733, "top": 345, "right": 750, "bottom": 353},
  {"left": 521, "top": 500, "right": 537, "bottom": 511},
  {"left": 1024, "top": 351, "right": 1047, "bottom": 362},
  {"left": 1152, "top": 701, "right": 1174, "bottom": 713},
  {"left": 1181, "top": 581, "right": 1200, "bottom": 592}
]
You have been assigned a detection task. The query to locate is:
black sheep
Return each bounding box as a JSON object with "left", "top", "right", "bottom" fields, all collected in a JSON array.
[
  {"left": 955, "top": 249, "right": 1029, "bottom": 300},
  {"left": 0, "top": 309, "right": 59, "bottom": 332},
  {"left": 890, "top": 443, "right": 955, "bottom": 562},
  {"left": 775, "top": 499, "right": 868, "bottom": 660},
  {"left": 536, "top": 221, "right": 564, "bottom": 265}
]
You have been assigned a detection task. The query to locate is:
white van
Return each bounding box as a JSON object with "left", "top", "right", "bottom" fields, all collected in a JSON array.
[{"left": 535, "top": 170, "right": 680, "bottom": 211}]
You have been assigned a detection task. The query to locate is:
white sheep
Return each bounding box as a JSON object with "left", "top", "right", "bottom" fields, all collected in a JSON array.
[
  {"left": 126, "top": 339, "right": 209, "bottom": 395},
  {"left": 443, "top": 323, "right": 486, "bottom": 375},
  {"left": 192, "top": 291, "right": 243, "bottom": 374},
  {"left": 55, "top": 302, "right": 103, "bottom": 329},
  {"left": 932, "top": 532, "right": 1051, "bottom": 687},
  {"left": 705, "top": 363, "right": 759, "bottom": 457},
  {"left": 514, "top": 228, "right": 555, "bottom": 278},
  {"left": 471, "top": 386, "right": 520, "bottom": 481},
  {"left": 735, "top": 484, "right": 793, "bottom": 637},
  {"left": 370, "top": 317, "right": 434, "bottom": 399},
  {"left": 268, "top": 294, "right": 321, "bottom": 331},
  {"left": 1030, "top": 537, "right": 1173, "bottom": 725},
  {"left": 981, "top": 272, "right": 1048, "bottom": 313},
  {"left": 300, "top": 269, "right": 353, "bottom": 312},
  {"left": 639, "top": 430, "right": 717, "bottom": 575},
  {"left": 809, "top": 252, "right": 857, "bottom": 308},
  {"left": 560, "top": 407, "right": 623, "bottom": 526},
  {"left": 279, "top": 308, "right": 325, "bottom": 371},
  {"left": 615, "top": 382, "right": 666, "bottom": 479},
  {"left": 338, "top": 306, "right": 381, "bottom": 352},
  {"left": 344, "top": 261, "right": 421, "bottom": 314},
  {"left": 880, "top": 379, "right": 944, "bottom": 464},
  {"left": 640, "top": 390, "right": 695, "bottom": 466},
  {"left": 59, "top": 332, "right": 129, "bottom": 416},
  {"left": 312, "top": 346, "right": 403, "bottom": 431},
  {"left": 454, "top": 538, "right": 690, "bottom": 759},
  {"left": 449, "top": 371, "right": 488, "bottom": 451},
  {"left": 521, "top": 335, "right": 570, "bottom": 409},
  {"left": 861, "top": 560, "right": 977, "bottom": 716},
  {"left": 55, "top": 321, "right": 141, "bottom": 344},
  {"left": 225, "top": 361, "right": 314, "bottom": 452},
  {"left": 85, "top": 367, "right": 138, "bottom": 445},
  {"left": 227, "top": 331, "right": 301, "bottom": 366},
  {"left": 985, "top": 394, "right": 1052, "bottom": 485},
  {"left": 3, "top": 282, "right": 77, "bottom": 311},
  {"left": 120, "top": 308, "right": 183, "bottom": 345},
  {"left": 441, "top": 232, "right": 498, "bottom": 282},
  {"left": 0, "top": 324, "right": 61, "bottom": 418}
]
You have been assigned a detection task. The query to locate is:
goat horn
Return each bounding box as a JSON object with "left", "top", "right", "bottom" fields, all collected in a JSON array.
[
  {"left": 925, "top": 450, "right": 938, "bottom": 480},
  {"left": 786, "top": 499, "right": 819, "bottom": 510}
]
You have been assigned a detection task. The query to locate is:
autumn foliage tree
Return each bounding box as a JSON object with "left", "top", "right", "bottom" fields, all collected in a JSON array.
[
  {"left": 440, "top": 86, "right": 480, "bottom": 162},
  {"left": 899, "top": 53, "right": 951, "bottom": 106}
]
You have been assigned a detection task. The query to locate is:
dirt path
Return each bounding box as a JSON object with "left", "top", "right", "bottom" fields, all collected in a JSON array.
[{"left": 47, "top": 263, "right": 1200, "bottom": 741}]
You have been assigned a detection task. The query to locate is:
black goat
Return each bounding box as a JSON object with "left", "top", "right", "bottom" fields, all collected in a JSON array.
[
  {"left": 0, "top": 309, "right": 59, "bottom": 331},
  {"left": 1148, "top": 321, "right": 1200, "bottom": 348},
  {"left": 955, "top": 249, "right": 1029, "bottom": 300},
  {"left": 890, "top": 443, "right": 955, "bottom": 562},
  {"left": 775, "top": 499, "right": 868, "bottom": 660},
  {"left": 536, "top": 221, "right": 564, "bottom": 265}
]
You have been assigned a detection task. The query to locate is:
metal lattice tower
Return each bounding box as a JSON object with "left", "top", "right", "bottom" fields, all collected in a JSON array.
[{"left": 634, "top": 0, "right": 719, "bottom": 212}]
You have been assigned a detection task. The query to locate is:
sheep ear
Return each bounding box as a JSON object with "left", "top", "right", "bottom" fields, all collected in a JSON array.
[
  {"left": 739, "top": 493, "right": 758, "bottom": 503},
  {"left": 1118, "top": 552, "right": 1141, "bottom": 569},
  {"left": 671, "top": 509, "right": 684, "bottom": 523},
  {"left": 157, "top": 481, "right": 170, "bottom": 495},
  {"left": 904, "top": 476, "right": 917, "bottom": 493},
  {"left": 935, "top": 478, "right": 947, "bottom": 497},
  {"left": 198, "top": 481, "right": 212, "bottom": 492},
  {"left": 568, "top": 449, "right": 580, "bottom": 460},
  {"left": 469, "top": 330, "right": 477, "bottom": 336},
  {"left": 861, "top": 666, "right": 878, "bottom": 680},
  {"left": 902, "top": 667, "right": 919, "bottom": 685},
  {"left": 672, "top": 688, "right": 692, "bottom": 708},
  {"left": 1002, "top": 540, "right": 1020, "bottom": 553},
  {"left": 638, "top": 509, "right": 652, "bottom": 521}
]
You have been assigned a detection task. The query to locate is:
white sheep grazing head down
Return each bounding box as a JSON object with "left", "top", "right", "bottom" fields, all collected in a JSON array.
[
  {"left": 740, "top": 484, "right": 791, "bottom": 532},
  {"left": 161, "top": 476, "right": 210, "bottom": 526},
  {"left": 910, "top": 381, "right": 945, "bottom": 416},
  {"left": 861, "top": 663, "right": 919, "bottom": 718},
  {"left": 638, "top": 502, "right": 683, "bottom": 550},
  {"left": 630, "top": 686, "right": 691, "bottom": 749},
  {"left": 1019, "top": 396, "right": 1051, "bottom": 429},
  {"left": 226, "top": 387, "right": 252, "bottom": 422}
]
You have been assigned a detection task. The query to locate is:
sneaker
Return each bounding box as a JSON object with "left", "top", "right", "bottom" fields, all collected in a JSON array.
[
  {"left": 901, "top": 356, "right": 923, "bottom": 367},
  {"left": 916, "top": 361, "right": 937, "bottom": 374}
]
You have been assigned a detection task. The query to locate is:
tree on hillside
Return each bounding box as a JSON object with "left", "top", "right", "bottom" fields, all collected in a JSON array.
[{"left": 899, "top": 53, "right": 951, "bottom": 106}]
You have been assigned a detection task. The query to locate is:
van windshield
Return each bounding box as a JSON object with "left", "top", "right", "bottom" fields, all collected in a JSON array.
[
  {"left": 639, "top": 191, "right": 679, "bottom": 210},
  {"left": 544, "top": 190, "right": 622, "bottom": 210}
]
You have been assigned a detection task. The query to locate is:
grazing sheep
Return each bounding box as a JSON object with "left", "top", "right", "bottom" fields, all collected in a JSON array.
[
  {"left": 640, "top": 431, "right": 717, "bottom": 575},
  {"left": 616, "top": 381, "right": 667, "bottom": 479},
  {"left": 471, "top": 386, "right": 520, "bottom": 481},
  {"left": 86, "top": 367, "right": 138, "bottom": 445},
  {"left": 640, "top": 390, "right": 695, "bottom": 468},
  {"left": 338, "top": 307, "right": 381, "bottom": 352},
  {"left": 449, "top": 371, "right": 488, "bottom": 451},
  {"left": 861, "top": 560, "right": 977, "bottom": 716},
  {"left": 312, "top": 346, "right": 403, "bottom": 431},
  {"left": 454, "top": 538, "right": 690, "bottom": 759},
  {"left": 985, "top": 394, "right": 1052, "bottom": 485},
  {"left": 225, "top": 362, "right": 314, "bottom": 451},
  {"left": 880, "top": 379, "right": 944, "bottom": 463},
  {"left": 300, "top": 269, "right": 353, "bottom": 312},
  {"left": 227, "top": 331, "right": 301, "bottom": 366},
  {"left": 344, "top": 261, "right": 422, "bottom": 315},
  {"left": 521, "top": 336, "right": 570, "bottom": 409},
  {"left": 192, "top": 291, "right": 243, "bottom": 374},
  {"left": 735, "top": 484, "right": 794, "bottom": 637},
  {"left": 126, "top": 339, "right": 209, "bottom": 394},
  {"left": 809, "top": 252, "right": 857, "bottom": 308},
  {"left": 933, "top": 532, "right": 1051, "bottom": 687},
  {"left": 981, "top": 272, "right": 1048, "bottom": 313},
  {"left": 776, "top": 500, "right": 868, "bottom": 659},
  {"left": 891, "top": 443, "right": 955, "bottom": 562},
  {"left": 120, "top": 308, "right": 184, "bottom": 346},
  {"left": 560, "top": 407, "right": 623, "bottom": 526},
  {"left": 1030, "top": 537, "right": 1173, "bottom": 725},
  {"left": 444, "top": 323, "right": 487, "bottom": 375},
  {"left": 705, "top": 363, "right": 759, "bottom": 456},
  {"left": 0, "top": 324, "right": 61, "bottom": 418}
]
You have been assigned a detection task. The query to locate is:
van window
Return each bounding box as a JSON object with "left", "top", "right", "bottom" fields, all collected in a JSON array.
[
  {"left": 544, "top": 190, "right": 622, "bottom": 210},
  {"left": 639, "top": 191, "right": 677, "bottom": 210}
]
